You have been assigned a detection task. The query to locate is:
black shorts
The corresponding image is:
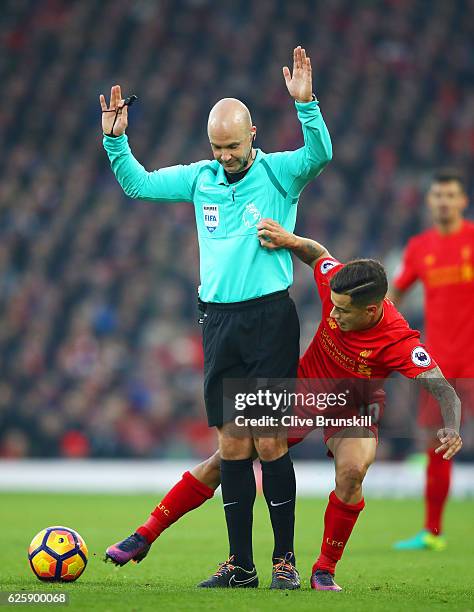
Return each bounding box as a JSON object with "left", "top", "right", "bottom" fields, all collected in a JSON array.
[{"left": 200, "top": 290, "right": 300, "bottom": 427}]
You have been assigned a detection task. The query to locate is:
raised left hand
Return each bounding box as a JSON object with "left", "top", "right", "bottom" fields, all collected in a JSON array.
[{"left": 283, "top": 46, "right": 313, "bottom": 103}]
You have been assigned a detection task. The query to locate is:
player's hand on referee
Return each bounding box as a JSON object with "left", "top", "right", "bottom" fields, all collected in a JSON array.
[
  {"left": 435, "top": 428, "right": 462, "bottom": 460},
  {"left": 257, "top": 219, "right": 295, "bottom": 250},
  {"left": 99, "top": 85, "right": 128, "bottom": 136},
  {"left": 283, "top": 46, "right": 313, "bottom": 103}
]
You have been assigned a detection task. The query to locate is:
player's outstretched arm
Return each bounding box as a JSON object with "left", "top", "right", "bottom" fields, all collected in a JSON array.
[
  {"left": 416, "top": 366, "right": 462, "bottom": 459},
  {"left": 257, "top": 218, "right": 330, "bottom": 268}
]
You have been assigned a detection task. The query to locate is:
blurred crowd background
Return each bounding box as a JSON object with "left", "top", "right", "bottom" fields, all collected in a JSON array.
[{"left": 1, "top": 0, "right": 473, "bottom": 460}]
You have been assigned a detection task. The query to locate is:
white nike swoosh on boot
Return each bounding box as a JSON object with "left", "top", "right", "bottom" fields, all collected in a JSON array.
[
  {"left": 229, "top": 574, "right": 257, "bottom": 586},
  {"left": 270, "top": 499, "right": 293, "bottom": 507},
  {"left": 223, "top": 501, "right": 238, "bottom": 508}
]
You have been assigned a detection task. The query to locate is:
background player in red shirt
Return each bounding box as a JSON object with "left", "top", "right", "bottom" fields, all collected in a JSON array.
[
  {"left": 105, "top": 221, "right": 462, "bottom": 591},
  {"left": 391, "top": 169, "right": 472, "bottom": 551}
]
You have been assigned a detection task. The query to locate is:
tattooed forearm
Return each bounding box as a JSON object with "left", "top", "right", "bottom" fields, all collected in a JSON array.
[
  {"left": 416, "top": 366, "right": 461, "bottom": 432},
  {"left": 291, "top": 237, "right": 328, "bottom": 267}
]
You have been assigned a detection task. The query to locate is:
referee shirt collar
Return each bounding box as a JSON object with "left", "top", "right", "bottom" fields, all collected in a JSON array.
[{"left": 216, "top": 149, "right": 263, "bottom": 185}]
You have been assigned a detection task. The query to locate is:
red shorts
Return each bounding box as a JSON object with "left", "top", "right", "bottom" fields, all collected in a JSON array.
[{"left": 418, "top": 378, "right": 474, "bottom": 428}]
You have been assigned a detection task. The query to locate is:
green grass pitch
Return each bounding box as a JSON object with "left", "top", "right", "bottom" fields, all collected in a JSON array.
[{"left": 0, "top": 493, "right": 473, "bottom": 611}]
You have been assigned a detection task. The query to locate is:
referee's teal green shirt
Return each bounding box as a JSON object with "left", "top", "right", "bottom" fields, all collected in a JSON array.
[{"left": 103, "top": 100, "right": 332, "bottom": 303}]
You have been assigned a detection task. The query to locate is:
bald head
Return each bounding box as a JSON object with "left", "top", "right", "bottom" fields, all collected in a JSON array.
[
  {"left": 208, "top": 98, "right": 252, "bottom": 138},
  {"left": 207, "top": 98, "right": 257, "bottom": 173}
]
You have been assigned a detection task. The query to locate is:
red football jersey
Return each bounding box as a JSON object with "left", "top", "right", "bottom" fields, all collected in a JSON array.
[
  {"left": 393, "top": 220, "right": 474, "bottom": 376},
  {"left": 298, "top": 258, "right": 437, "bottom": 382}
]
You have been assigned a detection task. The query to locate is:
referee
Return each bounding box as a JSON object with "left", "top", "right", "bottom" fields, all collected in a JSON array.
[{"left": 100, "top": 46, "right": 332, "bottom": 589}]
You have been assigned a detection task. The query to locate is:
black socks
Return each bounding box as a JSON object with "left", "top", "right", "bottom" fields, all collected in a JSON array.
[
  {"left": 220, "top": 452, "right": 296, "bottom": 569},
  {"left": 220, "top": 457, "right": 256, "bottom": 571},
  {"left": 261, "top": 451, "right": 296, "bottom": 565}
]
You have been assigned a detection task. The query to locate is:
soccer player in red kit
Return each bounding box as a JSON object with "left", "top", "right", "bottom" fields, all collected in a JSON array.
[
  {"left": 105, "top": 221, "right": 462, "bottom": 591},
  {"left": 392, "top": 169, "right": 473, "bottom": 551}
]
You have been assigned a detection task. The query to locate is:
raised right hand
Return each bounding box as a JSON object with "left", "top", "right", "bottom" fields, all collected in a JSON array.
[{"left": 99, "top": 85, "right": 128, "bottom": 137}]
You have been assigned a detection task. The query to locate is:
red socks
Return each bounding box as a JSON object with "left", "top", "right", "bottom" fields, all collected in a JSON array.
[
  {"left": 424, "top": 448, "right": 452, "bottom": 535},
  {"left": 313, "top": 491, "right": 365, "bottom": 575},
  {"left": 137, "top": 471, "right": 215, "bottom": 544}
]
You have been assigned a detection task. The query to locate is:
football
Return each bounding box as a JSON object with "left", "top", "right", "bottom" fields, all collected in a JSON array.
[{"left": 28, "top": 527, "right": 88, "bottom": 582}]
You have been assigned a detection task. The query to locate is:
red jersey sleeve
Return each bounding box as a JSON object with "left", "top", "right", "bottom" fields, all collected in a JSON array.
[
  {"left": 313, "top": 257, "right": 344, "bottom": 302},
  {"left": 383, "top": 334, "right": 437, "bottom": 379},
  {"left": 393, "top": 238, "right": 419, "bottom": 291}
]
